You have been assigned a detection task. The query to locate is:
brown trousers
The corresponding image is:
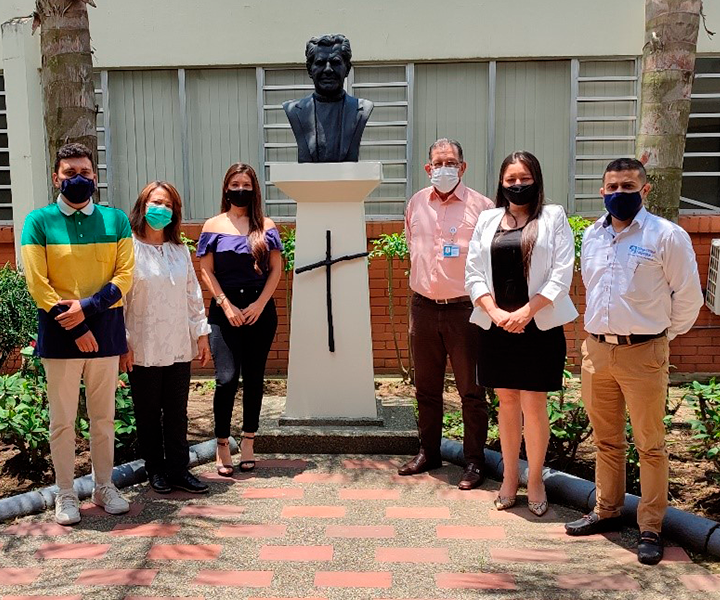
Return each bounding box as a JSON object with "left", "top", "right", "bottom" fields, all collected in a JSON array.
[
  {"left": 581, "top": 335, "right": 670, "bottom": 533},
  {"left": 410, "top": 294, "right": 488, "bottom": 465}
]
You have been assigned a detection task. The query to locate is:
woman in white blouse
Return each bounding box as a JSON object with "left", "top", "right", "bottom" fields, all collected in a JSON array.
[
  {"left": 120, "top": 181, "right": 211, "bottom": 495},
  {"left": 465, "top": 151, "right": 578, "bottom": 516}
]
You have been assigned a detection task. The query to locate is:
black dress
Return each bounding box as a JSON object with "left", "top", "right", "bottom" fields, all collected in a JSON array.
[{"left": 476, "top": 223, "right": 567, "bottom": 392}]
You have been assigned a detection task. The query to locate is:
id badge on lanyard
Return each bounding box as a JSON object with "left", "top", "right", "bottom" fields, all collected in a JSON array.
[{"left": 442, "top": 226, "right": 460, "bottom": 258}]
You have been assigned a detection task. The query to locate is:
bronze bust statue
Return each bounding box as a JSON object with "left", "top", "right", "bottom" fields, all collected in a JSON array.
[{"left": 283, "top": 34, "right": 374, "bottom": 163}]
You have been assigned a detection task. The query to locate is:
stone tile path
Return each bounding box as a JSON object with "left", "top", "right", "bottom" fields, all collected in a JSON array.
[{"left": 0, "top": 454, "right": 716, "bottom": 599}]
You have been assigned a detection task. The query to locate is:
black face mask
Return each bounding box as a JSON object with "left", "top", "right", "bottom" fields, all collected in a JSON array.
[
  {"left": 61, "top": 174, "right": 96, "bottom": 205},
  {"left": 502, "top": 183, "right": 538, "bottom": 206},
  {"left": 226, "top": 189, "right": 254, "bottom": 208}
]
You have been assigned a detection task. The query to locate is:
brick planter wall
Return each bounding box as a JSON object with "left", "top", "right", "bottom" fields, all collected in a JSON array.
[{"left": 1, "top": 216, "right": 719, "bottom": 377}]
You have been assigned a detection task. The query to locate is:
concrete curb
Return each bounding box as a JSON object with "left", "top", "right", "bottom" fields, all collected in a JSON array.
[
  {"left": 441, "top": 438, "right": 720, "bottom": 556},
  {"left": 0, "top": 437, "right": 238, "bottom": 522}
]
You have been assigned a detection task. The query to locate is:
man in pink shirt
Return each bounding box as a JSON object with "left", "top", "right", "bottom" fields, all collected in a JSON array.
[{"left": 399, "top": 138, "right": 494, "bottom": 490}]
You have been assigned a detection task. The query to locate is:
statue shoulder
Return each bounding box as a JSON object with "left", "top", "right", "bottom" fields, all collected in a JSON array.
[{"left": 357, "top": 97, "right": 374, "bottom": 117}]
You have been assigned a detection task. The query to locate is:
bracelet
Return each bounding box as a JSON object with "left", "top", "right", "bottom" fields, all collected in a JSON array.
[{"left": 215, "top": 294, "right": 226, "bottom": 306}]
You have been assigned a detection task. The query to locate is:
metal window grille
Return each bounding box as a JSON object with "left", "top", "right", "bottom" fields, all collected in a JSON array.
[
  {"left": 681, "top": 56, "right": 720, "bottom": 213},
  {"left": 258, "top": 64, "right": 412, "bottom": 219},
  {"left": 0, "top": 73, "right": 12, "bottom": 222},
  {"left": 94, "top": 71, "right": 110, "bottom": 205}
]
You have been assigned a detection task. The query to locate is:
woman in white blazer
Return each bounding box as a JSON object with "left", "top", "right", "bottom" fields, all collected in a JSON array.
[{"left": 465, "top": 151, "right": 577, "bottom": 516}]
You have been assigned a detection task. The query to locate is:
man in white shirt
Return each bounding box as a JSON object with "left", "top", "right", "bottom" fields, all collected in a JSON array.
[{"left": 565, "top": 158, "right": 703, "bottom": 565}]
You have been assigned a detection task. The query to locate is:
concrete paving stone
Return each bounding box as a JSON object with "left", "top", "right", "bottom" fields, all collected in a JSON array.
[
  {"left": 79, "top": 501, "right": 145, "bottom": 518},
  {"left": 281, "top": 506, "right": 346, "bottom": 518},
  {"left": 192, "top": 569, "right": 273, "bottom": 587},
  {"left": 325, "top": 525, "right": 395, "bottom": 539},
  {"left": 342, "top": 459, "right": 400, "bottom": 470},
  {"left": 489, "top": 547, "right": 571, "bottom": 563},
  {"left": 124, "top": 597, "right": 204, "bottom": 600},
  {"left": 35, "top": 543, "right": 111, "bottom": 559},
  {"left": 435, "top": 572, "right": 516, "bottom": 590},
  {"left": 110, "top": 523, "right": 181, "bottom": 537},
  {"left": 314, "top": 570, "right": 392, "bottom": 588},
  {"left": 0, "top": 569, "right": 42, "bottom": 585},
  {"left": 338, "top": 488, "right": 400, "bottom": 500},
  {"left": 375, "top": 547, "right": 450, "bottom": 564},
  {"left": 216, "top": 524, "right": 287, "bottom": 538},
  {"left": 2, "top": 596, "right": 82, "bottom": 600},
  {"left": 242, "top": 487, "right": 304, "bottom": 499},
  {"left": 436, "top": 488, "right": 497, "bottom": 501},
  {"left": 680, "top": 573, "right": 720, "bottom": 590},
  {"left": 259, "top": 545, "right": 333, "bottom": 561},
  {"left": 436, "top": 525, "right": 505, "bottom": 540},
  {"left": 385, "top": 506, "right": 451, "bottom": 519},
  {"left": 1, "top": 524, "right": 71, "bottom": 537},
  {"left": 75, "top": 568, "right": 158, "bottom": 586},
  {"left": 556, "top": 573, "right": 641, "bottom": 590},
  {"left": 177, "top": 504, "right": 245, "bottom": 517},
  {"left": 247, "top": 598, "right": 326, "bottom": 600},
  {"left": 603, "top": 544, "right": 692, "bottom": 564},
  {"left": 390, "top": 473, "right": 449, "bottom": 485},
  {"left": 292, "top": 473, "right": 350, "bottom": 484},
  {"left": 147, "top": 544, "right": 223, "bottom": 560}
]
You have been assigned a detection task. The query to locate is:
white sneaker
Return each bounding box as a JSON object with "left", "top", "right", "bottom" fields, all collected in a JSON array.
[
  {"left": 55, "top": 489, "right": 80, "bottom": 525},
  {"left": 91, "top": 483, "right": 130, "bottom": 515}
]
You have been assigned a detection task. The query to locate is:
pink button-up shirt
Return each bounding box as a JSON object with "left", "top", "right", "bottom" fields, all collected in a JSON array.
[{"left": 405, "top": 182, "right": 493, "bottom": 300}]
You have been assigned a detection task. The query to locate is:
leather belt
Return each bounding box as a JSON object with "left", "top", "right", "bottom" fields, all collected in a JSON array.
[
  {"left": 590, "top": 331, "right": 666, "bottom": 346},
  {"left": 415, "top": 293, "right": 471, "bottom": 305}
]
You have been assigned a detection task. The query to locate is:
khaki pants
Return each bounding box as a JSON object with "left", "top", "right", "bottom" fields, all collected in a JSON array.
[
  {"left": 43, "top": 357, "right": 119, "bottom": 491},
  {"left": 581, "top": 336, "right": 670, "bottom": 533}
]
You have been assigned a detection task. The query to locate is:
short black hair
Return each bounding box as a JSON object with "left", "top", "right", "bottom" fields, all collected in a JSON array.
[
  {"left": 603, "top": 158, "right": 647, "bottom": 183},
  {"left": 305, "top": 34, "right": 352, "bottom": 75},
  {"left": 428, "top": 138, "right": 464, "bottom": 163},
  {"left": 54, "top": 142, "right": 95, "bottom": 174}
]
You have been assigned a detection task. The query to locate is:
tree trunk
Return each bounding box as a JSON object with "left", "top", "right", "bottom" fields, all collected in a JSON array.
[
  {"left": 34, "top": 0, "right": 97, "bottom": 180},
  {"left": 635, "top": 0, "right": 702, "bottom": 222}
]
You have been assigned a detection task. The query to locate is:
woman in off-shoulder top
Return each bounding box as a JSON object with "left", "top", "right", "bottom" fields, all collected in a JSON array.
[{"left": 197, "top": 163, "right": 283, "bottom": 476}]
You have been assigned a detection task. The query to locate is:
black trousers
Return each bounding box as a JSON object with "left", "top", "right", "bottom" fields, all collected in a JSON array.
[
  {"left": 209, "top": 290, "right": 277, "bottom": 438},
  {"left": 409, "top": 294, "right": 489, "bottom": 465},
  {"left": 127, "top": 361, "right": 192, "bottom": 478}
]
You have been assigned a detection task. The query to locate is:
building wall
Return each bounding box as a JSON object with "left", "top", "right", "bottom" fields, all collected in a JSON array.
[{"left": 2, "top": 216, "right": 720, "bottom": 377}]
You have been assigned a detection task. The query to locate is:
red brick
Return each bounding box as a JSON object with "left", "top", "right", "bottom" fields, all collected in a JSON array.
[
  {"left": 342, "top": 459, "right": 401, "bottom": 470},
  {"left": 487, "top": 506, "right": 558, "bottom": 520},
  {"left": 385, "top": 506, "right": 451, "bottom": 519},
  {"left": 35, "top": 543, "right": 111, "bottom": 559},
  {"left": 80, "top": 502, "right": 144, "bottom": 518},
  {"left": 435, "top": 573, "right": 515, "bottom": 590},
  {"left": 436, "top": 525, "right": 505, "bottom": 540},
  {"left": 2, "top": 596, "right": 81, "bottom": 600},
  {"left": 148, "top": 544, "right": 222, "bottom": 560},
  {"left": 126, "top": 597, "right": 203, "bottom": 600},
  {"left": 556, "top": 574, "right": 640, "bottom": 590},
  {"left": 242, "top": 487, "right": 304, "bottom": 499},
  {"left": 111, "top": 524, "right": 180, "bottom": 537},
  {"left": 199, "top": 471, "right": 254, "bottom": 483},
  {"left": 258, "top": 459, "right": 307, "bottom": 469},
  {"left": 217, "top": 524, "right": 287, "bottom": 538},
  {"left": 339, "top": 489, "right": 400, "bottom": 500},
  {"left": 0, "top": 568, "right": 42, "bottom": 585},
  {"left": 75, "top": 569, "right": 158, "bottom": 586},
  {"left": 376, "top": 547, "right": 449, "bottom": 563},
  {"left": 2, "top": 523, "right": 71, "bottom": 537},
  {"left": 259, "top": 545, "right": 333, "bottom": 561},
  {"left": 390, "top": 473, "right": 449, "bottom": 485},
  {"left": 281, "top": 506, "right": 346, "bottom": 518},
  {"left": 178, "top": 505, "right": 245, "bottom": 517},
  {"left": 436, "top": 488, "right": 497, "bottom": 501},
  {"left": 293, "top": 472, "right": 350, "bottom": 484},
  {"left": 314, "top": 571, "right": 392, "bottom": 588},
  {"left": 490, "top": 547, "right": 570, "bottom": 563},
  {"left": 193, "top": 570, "right": 273, "bottom": 587},
  {"left": 325, "top": 525, "right": 395, "bottom": 539}
]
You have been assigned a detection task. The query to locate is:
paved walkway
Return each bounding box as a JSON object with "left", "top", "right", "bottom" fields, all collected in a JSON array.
[{"left": 0, "top": 454, "right": 717, "bottom": 599}]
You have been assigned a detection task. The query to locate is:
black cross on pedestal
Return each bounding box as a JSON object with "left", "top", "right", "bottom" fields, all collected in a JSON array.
[{"left": 295, "top": 230, "right": 369, "bottom": 353}]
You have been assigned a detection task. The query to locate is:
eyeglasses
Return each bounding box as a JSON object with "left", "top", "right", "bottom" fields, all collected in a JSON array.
[{"left": 431, "top": 161, "right": 461, "bottom": 169}]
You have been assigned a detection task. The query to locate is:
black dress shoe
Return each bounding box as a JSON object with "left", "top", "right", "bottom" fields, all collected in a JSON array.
[
  {"left": 565, "top": 512, "right": 623, "bottom": 536},
  {"left": 149, "top": 473, "right": 171, "bottom": 494},
  {"left": 458, "top": 463, "right": 485, "bottom": 490},
  {"left": 397, "top": 451, "right": 442, "bottom": 476},
  {"left": 167, "top": 472, "right": 209, "bottom": 494},
  {"left": 637, "top": 531, "right": 664, "bottom": 565}
]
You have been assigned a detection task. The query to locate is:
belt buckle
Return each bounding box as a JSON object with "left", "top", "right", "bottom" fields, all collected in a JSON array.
[
  {"left": 435, "top": 298, "right": 449, "bottom": 305},
  {"left": 604, "top": 334, "right": 619, "bottom": 345}
]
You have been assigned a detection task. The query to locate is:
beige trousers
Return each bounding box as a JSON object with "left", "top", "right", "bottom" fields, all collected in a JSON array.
[
  {"left": 581, "top": 335, "right": 670, "bottom": 533},
  {"left": 43, "top": 357, "right": 119, "bottom": 491}
]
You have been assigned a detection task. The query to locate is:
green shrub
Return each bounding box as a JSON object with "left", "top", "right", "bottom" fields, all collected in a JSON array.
[
  {"left": 279, "top": 227, "right": 296, "bottom": 321},
  {"left": 0, "top": 264, "right": 38, "bottom": 372},
  {"left": 567, "top": 215, "right": 593, "bottom": 271},
  {"left": 685, "top": 378, "right": 720, "bottom": 471}
]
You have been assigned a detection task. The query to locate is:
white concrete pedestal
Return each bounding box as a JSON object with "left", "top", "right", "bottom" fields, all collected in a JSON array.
[{"left": 270, "top": 162, "right": 382, "bottom": 424}]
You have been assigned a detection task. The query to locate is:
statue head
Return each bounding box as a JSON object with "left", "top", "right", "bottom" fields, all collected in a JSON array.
[{"left": 305, "top": 34, "right": 352, "bottom": 99}]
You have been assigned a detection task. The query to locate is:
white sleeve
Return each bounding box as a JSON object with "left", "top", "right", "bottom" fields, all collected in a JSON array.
[
  {"left": 465, "top": 215, "right": 491, "bottom": 302},
  {"left": 537, "top": 207, "right": 575, "bottom": 303},
  {"left": 663, "top": 227, "right": 704, "bottom": 340}
]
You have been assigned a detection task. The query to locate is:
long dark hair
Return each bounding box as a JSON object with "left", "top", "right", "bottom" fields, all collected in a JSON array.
[
  {"left": 220, "top": 163, "right": 267, "bottom": 274},
  {"left": 495, "top": 151, "right": 545, "bottom": 278},
  {"left": 129, "top": 181, "right": 183, "bottom": 245}
]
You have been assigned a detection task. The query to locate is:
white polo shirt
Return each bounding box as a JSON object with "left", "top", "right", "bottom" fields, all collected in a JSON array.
[{"left": 581, "top": 207, "right": 703, "bottom": 340}]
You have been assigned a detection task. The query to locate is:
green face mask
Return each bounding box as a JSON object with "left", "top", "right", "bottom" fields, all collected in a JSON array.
[{"left": 145, "top": 204, "right": 173, "bottom": 231}]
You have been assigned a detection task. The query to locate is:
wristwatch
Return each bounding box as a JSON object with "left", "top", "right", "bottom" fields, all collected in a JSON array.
[{"left": 215, "top": 294, "right": 226, "bottom": 306}]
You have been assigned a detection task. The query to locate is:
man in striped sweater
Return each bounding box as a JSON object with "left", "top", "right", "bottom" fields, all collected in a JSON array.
[{"left": 21, "top": 143, "right": 135, "bottom": 525}]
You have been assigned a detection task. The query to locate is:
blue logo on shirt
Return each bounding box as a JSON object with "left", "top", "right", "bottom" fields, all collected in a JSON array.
[{"left": 628, "top": 245, "right": 655, "bottom": 259}]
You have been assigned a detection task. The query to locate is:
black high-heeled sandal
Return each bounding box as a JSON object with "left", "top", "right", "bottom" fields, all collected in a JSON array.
[{"left": 239, "top": 434, "right": 256, "bottom": 472}]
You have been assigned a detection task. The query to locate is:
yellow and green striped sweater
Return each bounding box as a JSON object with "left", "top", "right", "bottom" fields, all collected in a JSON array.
[{"left": 21, "top": 202, "right": 134, "bottom": 358}]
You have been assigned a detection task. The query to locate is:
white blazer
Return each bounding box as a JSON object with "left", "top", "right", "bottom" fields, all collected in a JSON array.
[{"left": 465, "top": 204, "right": 579, "bottom": 330}]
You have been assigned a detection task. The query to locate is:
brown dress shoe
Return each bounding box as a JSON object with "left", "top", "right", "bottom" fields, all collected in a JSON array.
[
  {"left": 397, "top": 451, "right": 442, "bottom": 476},
  {"left": 458, "top": 463, "right": 485, "bottom": 490}
]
